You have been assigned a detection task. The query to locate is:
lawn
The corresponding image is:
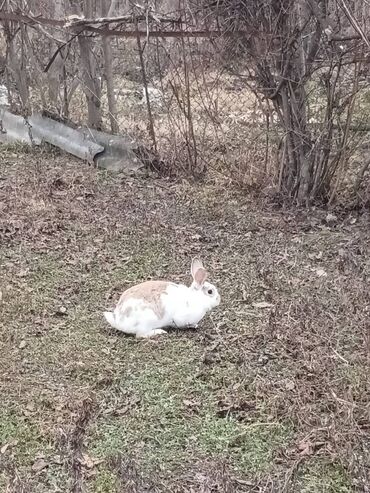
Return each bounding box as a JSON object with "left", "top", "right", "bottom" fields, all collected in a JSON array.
[{"left": 0, "top": 145, "right": 369, "bottom": 492}]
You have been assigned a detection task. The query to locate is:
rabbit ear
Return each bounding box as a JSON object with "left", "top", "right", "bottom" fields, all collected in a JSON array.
[{"left": 191, "top": 258, "right": 207, "bottom": 288}]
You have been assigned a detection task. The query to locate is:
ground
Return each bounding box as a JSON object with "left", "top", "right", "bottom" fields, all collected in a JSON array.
[{"left": 0, "top": 145, "right": 369, "bottom": 493}]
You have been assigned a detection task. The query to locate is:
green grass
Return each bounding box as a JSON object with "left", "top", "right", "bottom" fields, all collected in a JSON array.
[
  {"left": 91, "top": 467, "right": 118, "bottom": 493},
  {"left": 1, "top": 149, "right": 367, "bottom": 491},
  {"left": 88, "top": 341, "right": 289, "bottom": 475},
  {"left": 297, "top": 460, "right": 353, "bottom": 493},
  {"left": 2, "top": 229, "right": 288, "bottom": 486},
  {"left": 0, "top": 410, "right": 71, "bottom": 492},
  {"left": 0, "top": 410, "right": 44, "bottom": 465}
]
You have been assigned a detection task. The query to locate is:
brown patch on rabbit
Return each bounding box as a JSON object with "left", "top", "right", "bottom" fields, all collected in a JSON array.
[{"left": 117, "top": 281, "right": 170, "bottom": 319}]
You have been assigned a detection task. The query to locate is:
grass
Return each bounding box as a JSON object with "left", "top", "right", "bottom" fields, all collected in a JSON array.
[
  {"left": 88, "top": 344, "right": 289, "bottom": 475},
  {"left": 296, "top": 461, "right": 352, "bottom": 493},
  {"left": 0, "top": 146, "right": 369, "bottom": 491},
  {"left": 0, "top": 410, "right": 44, "bottom": 466},
  {"left": 92, "top": 468, "right": 118, "bottom": 493}
]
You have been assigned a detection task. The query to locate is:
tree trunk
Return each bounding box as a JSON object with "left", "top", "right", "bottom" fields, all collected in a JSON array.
[
  {"left": 4, "top": 26, "right": 29, "bottom": 111},
  {"left": 295, "top": 0, "right": 313, "bottom": 203},
  {"left": 77, "top": 0, "right": 103, "bottom": 129},
  {"left": 47, "top": 0, "right": 65, "bottom": 112},
  {"left": 275, "top": 0, "right": 315, "bottom": 204},
  {"left": 101, "top": 0, "right": 119, "bottom": 133}
]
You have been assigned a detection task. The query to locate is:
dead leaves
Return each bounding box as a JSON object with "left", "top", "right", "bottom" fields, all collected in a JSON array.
[
  {"left": 78, "top": 453, "right": 103, "bottom": 470},
  {"left": 110, "top": 395, "right": 141, "bottom": 417},
  {"left": 296, "top": 438, "right": 327, "bottom": 458},
  {"left": 216, "top": 397, "right": 255, "bottom": 421},
  {"left": 31, "top": 454, "right": 67, "bottom": 474},
  {"left": 32, "top": 457, "right": 48, "bottom": 473},
  {"left": 315, "top": 268, "right": 328, "bottom": 278},
  {"left": 285, "top": 379, "right": 295, "bottom": 391},
  {"left": 252, "top": 301, "right": 275, "bottom": 309},
  {"left": 18, "top": 340, "right": 27, "bottom": 349},
  {"left": 0, "top": 440, "right": 18, "bottom": 455},
  {"left": 283, "top": 436, "right": 328, "bottom": 461},
  {"left": 183, "top": 398, "right": 201, "bottom": 413},
  {"left": 325, "top": 213, "right": 338, "bottom": 225},
  {"left": 297, "top": 439, "right": 313, "bottom": 457},
  {"left": 23, "top": 401, "right": 36, "bottom": 417},
  {"left": 55, "top": 305, "right": 68, "bottom": 316}
]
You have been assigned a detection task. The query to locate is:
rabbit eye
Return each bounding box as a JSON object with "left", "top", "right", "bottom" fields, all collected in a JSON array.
[{"left": 207, "top": 289, "right": 213, "bottom": 295}]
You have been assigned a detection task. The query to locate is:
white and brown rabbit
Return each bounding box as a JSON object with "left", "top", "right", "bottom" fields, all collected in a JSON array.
[{"left": 104, "top": 258, "right": 220, "bottom": 338}]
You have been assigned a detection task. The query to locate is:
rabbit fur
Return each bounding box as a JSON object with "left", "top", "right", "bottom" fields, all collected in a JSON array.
[{"left": 104, "top": 258, "right": 220, "bottom": 338}]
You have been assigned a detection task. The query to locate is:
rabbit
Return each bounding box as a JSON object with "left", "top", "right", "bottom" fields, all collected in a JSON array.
[{"left": 103, "top": 258, "right": 220, "bottom": 338}]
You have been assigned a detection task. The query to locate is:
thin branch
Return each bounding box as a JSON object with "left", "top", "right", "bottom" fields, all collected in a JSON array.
[
  {"left": 0, "top": 11, "right": 278, "bottom": 38},
  {"left": 339, "top": 0, "right": 370, "bottom": 48},
  {"left": 43, "top": 32, "right": 80, "bottom": 73},
  {"left": 65, "top": 14, "right": 182, "bottom": 26}
]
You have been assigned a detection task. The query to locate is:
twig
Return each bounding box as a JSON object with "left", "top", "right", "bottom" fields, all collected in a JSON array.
[
  {"left": 43, "top": 32, "right": 80, "bottom": 73},
  {"left": 0, "top": 11, "right": 275, "bottom": 38},
  {"left": 354, "top": 158, "right": 370, "bottom": 194},
  {"left": 65, "top": 14, "right": 182, "bottom": 27},
  {"left": 135, "top": 18, "right": 157, "bottom": 154},
  {"left": 332, "top": 348, "right": 349, "bottom": 365},
  {"left": 339, "top": 0, "right": 370, "bottom": 49},
  {"left": 281, "top": 457, "right": 304, "bottom": 493}
]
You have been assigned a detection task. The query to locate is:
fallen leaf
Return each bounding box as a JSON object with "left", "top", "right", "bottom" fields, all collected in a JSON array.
[
  {"left": 252, "top": 301, "right": 274, "bottom": 309},
  {"left": 51, "top": 454, "right": 63, "bottom": 465},
  {"left": 56, "top": 306, "right": 67, "bottom": 316},
  {"left": 315, "top": 268, "right": 327, "bottom": 278},
  {"left": 257, "top": 354, "right": 269, "bottom": 365},
  {"left": 291, "top": 237, "right": 302, "bottom": 244},
  {"left": 26, "top": 402, "right": 35, "bottom": 412},
  {"left": 32, "top": 458, "right": 48, "bottom": 472},
  {"left": 285, "top": 379, "right": 295, "bottom": 391},
  {"left": 241, "top": 286, "right": 248, "bottom": 301},
  {"left": 79, "top": 453, "right": 103, "bottom": 469},
  {"left": 23, "top": 401, "right": 36, "bottom": 416},
  {"left": 113, "top": 406, "right": 129, "bottom": 416},
  {"left": 19, "top": 340, "right": 27, "bottom": 349},
  {"left": 1, "top": 443, "right": 10, "bottom": 454},
  {"left": 183, "top": 399, "right": 200, "bottom": 408},
  {"left": 1, "top": 440, "right": 18, "bottom": 454},
  {"left": 325, "top": 213, "right": 338, "bottom": 224},
  {"left": 309, "top": 251, "right": 323, "bottom": 260},
  {"left": 297, "top": 440, "right": 313, "bottom": 456}
]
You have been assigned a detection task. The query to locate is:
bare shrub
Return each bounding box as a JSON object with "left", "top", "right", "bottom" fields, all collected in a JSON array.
[
  {"left": 198, "top": 0, "right": 370, "bottom": 203},
  {"left": 0, "top": 0, "right": 369, "bottom": 204}
]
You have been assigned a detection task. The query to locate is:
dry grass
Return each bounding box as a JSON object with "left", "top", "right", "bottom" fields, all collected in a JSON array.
[{"left": 0, "top": 145, "right": 369, "bottom": 492}]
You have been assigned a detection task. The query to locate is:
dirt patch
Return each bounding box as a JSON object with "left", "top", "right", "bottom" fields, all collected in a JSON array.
[{"left": 0, "top": 145, "right": 369, "bottom": 492}]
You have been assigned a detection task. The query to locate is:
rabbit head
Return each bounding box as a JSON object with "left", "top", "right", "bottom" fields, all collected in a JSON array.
[{"left": 190, "top": 258, "right": 220, "bottom": 310}]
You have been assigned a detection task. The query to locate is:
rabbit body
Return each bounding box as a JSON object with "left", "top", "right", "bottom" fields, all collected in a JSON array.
[{"left": 104, "top": 259, "right": 220, "bottom": 338}]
